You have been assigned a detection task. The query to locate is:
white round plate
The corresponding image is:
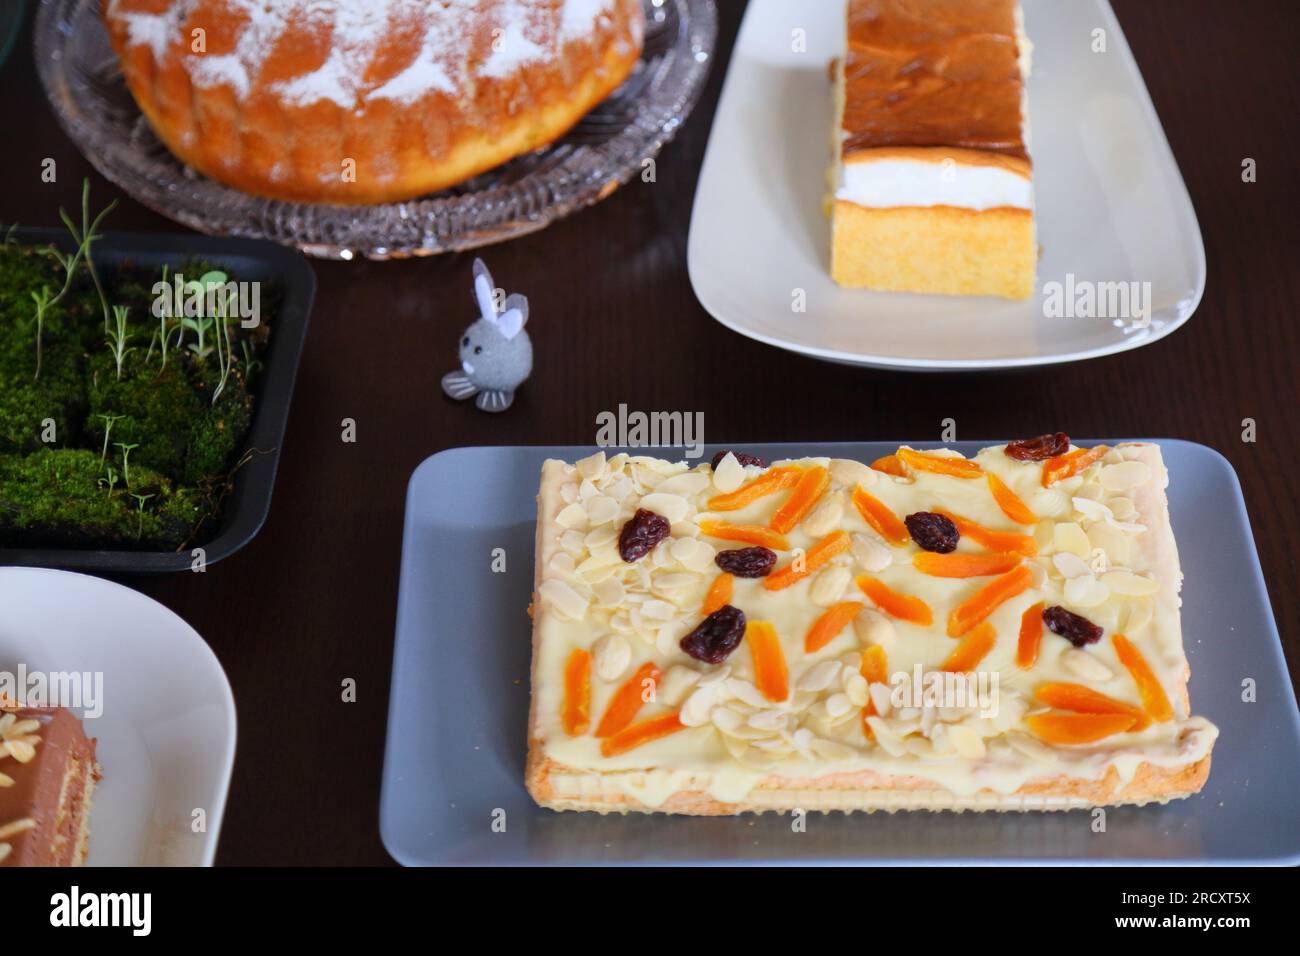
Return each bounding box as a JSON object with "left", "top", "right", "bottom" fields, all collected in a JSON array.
[
  {"left": 687, "top": 0, "right": 1205, "bottom": 370},
  {"left": 0, "top": 569, "right": 236, "bottom": 866}
]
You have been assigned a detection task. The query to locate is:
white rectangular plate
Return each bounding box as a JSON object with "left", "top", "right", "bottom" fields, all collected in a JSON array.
[
  {"left": 0, "top": 569, "right": 236, "bottom": 866},
  {"left": 687, "top": 0, "right": 1205, "bottom": 370}
]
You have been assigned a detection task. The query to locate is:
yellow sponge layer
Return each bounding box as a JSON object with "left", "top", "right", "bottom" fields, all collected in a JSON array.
[{"left": 831, "top": 201, "right": 1037, "bottom": 300}]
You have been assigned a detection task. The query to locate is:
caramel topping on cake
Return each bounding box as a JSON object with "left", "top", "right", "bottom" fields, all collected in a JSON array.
[{"left": 841, "top": 0, "right": 1029, "bottom": 161}]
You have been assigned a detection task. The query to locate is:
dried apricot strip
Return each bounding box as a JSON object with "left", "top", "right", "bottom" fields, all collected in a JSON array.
[
  {"left": 600, "top": 711, "right": 687, "bottom": 757},
  {"left": 859, "top": 645, "right": 888, "bottom": 741},
  {"left": 912, "top": 552, "right": 1021, "bottom": 578},
  {"left": 746, "top": 620, "right": 789, "bottom": 702},
  {"left": 1025, "top": 711, "right": 1137, "bottom": 745},
  {"left": 770, "top": 466, "right": 830, "bottom": 533},
  {"left": 698, "top": 520, "right": 790, "bottom": 551},
  {"left": 764, "top": 530, "right": 850, "bottom": 591},
  {"left": 1042, "top": 445, "right": 1109, "bottom": 487},
  {"left": 986, "top": 472, "right": 1038, "bottom": 525},
  {"left": 1016, "top": 601, "right": 1045, "bottom": 669},
  {"left": 947, "top": 565, "right": 1034, "bottom": 637},
  {"left": 896, "top": 447, "right": 984, "bottom": 479},
  {"left": 941, "top": 622, "right": 998, "bottom": 672},
  {"left": 701, "top": 572, "right": 734, "bottom": 615},
  {"left": 562, "top": 649, "right": 591, "bottom": 736},
  {"left": 1033, "top": 682, "right": 1150, "bottom": 732},
  {"left": 856, "top": 575, "right": 934, "bottom": 626},
  {"left": 1111, "top": 633, "right": 1174, "bottom": 723},
  {"left": 706, "top": 466, "right": 800, "bottom": 511},
  {"left": 851, "top": 487, "right": 910, "bottom": 545},
  {"left": 595, "top": 662, "right": 662, "bottom": 738},
  {"left": 871, "top": 455, "right": 907, "bottom": 477},
  {"left": 804, "top": 601, "right": 865, "bottom": 653},
  {"left": 933, "top": 509, "right": 1037, "bottom": 556}
]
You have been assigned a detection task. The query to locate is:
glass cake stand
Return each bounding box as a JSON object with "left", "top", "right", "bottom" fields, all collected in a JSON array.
[{"left": 35, "top": 0, "right": 717, "bottom": 260}]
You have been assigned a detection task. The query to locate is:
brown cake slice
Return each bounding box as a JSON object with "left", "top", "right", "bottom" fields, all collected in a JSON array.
[{"left": 0, "top": 702, "right": 100, "bottom": 866}]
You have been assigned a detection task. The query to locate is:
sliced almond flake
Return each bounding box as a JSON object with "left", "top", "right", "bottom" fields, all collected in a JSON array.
[
  {"left": 751, "top": 736, "right": 794, "bottom": 755},
  {"left": 711, "top": 706, "right": 747, "bottom": 735},
  {"left": 1006, "top": 731, "right": 1055, "bottom": 762},
  {"left": 584, "top": 525, "right": 617, "bottom": 550},
  {"left": 726, "top": 679, "right": 770, "bottom": 709},
  {"left": 639, "top": 492, "right": 689, "bottom": 524},
  {"left": 747, "top": 709, "right": 789, "bottom": 732},
  {"left": 1100, "top": 461, "right": 1151, "bottom": 492},
  {"left": 1064, "top": 574, "right": 1110, "bottom": 607},
  {"left": 4, "top": 740, "right": 36, "bottom": 764},
  {"left": 655, "top": 624, "right": 683, "bottom": 657},
  {"left": 1053, "top": 522, "right": 1091, "bottom": 558},
  {"left": 680, "top": 683, "right": 723, "bottom": 726},
  {"left": 838, "top": 650, "right": 862, "bottom": 673},
  {"left": 865, "top": 717, "right": 906, "bottom": 756},
  {"left": 650, "top": 540, "right": 675, "bottom": 568},
  {"left": 710, "top": 453, "right": 745, "bottom": 493},
  {"left": 575, "top": 554, "right": 622, "bottom": 582},
  {"left": 854, "top": 608, "right": 896, "bottom": 647},
  {"left": 1087, "top": 523, "right": 1131, "bottom": 567},
  {"left": 584, "top": 495, "right": 619, "bottom": 525},
  {"left": 602, "top": 474, "right": 633, "bottom": 502},
  {"left": 592, "top": 577, "right": 625, "bottom": 608},
  {"left": 591, "top": 634, "right": 631, "bottom": 682},
  {"left": 868, "top": 683, "right": 894, "bottom": 718},
  {"left": 809, "top": 565, "right": 851, "bottom": 606},
  {"left": 1033, "top": 519, "right": 1057, "bottom": 552},
  {"left": 658, "top": 665, "right": 701, "bottom": 706},
  {"left": 1074, "top": 481, "right": 1104, "bottom": 501},
  {"left": 844, "top": 673, "right": 870, "bottom": 707},
  {"left": 824, "top": 693, "right": 853, "bottom": 719},
  {"left": 538, "top": 579, "right": 589, "bottom": 620},
  {"left": 850, "top": 533, "right": 892, "bottom": 573},
  {"left": 655, "top": 472, "right": 711, "bottom": 498},
  {"left": 1108, "top": 497, "right": 1139, "bottom": 521},
  {"left": 697, "top": 665, "right": 732, "bottom": 687},
  {"left": 1052, "top": 551, "right": 1092, "bottom": 579},
  {"left": 559, "top": 530, "right": 586, "bottom": 555},
  {"left": 560, "top": 482, "right": 579, "bottom": 504},
  {"left": 578, "top": 479, "right": 601, "bottom": 502},
  {"left": 555, "top": 503, "right": 589, "bottom": 531},
  {"left": 1101, "top": 570, "right": 1159, "bottom": 596},
  {"left": 947, "top": 724, "right": 987, "bottom": 759},
  {"left": 796, "top": 660, "right": 842, "bottom": 692},
  {"left": 608, "top": 610, "right": 633, "bottom": 634},
  {"left": 1071, "top": 496, "right": 1112, "bottom": 524},
  {"left": 830, "top": 459, "right": 877, "bottom": 489},
  {"left": 1121, "top": 598, "right": 1154, "bottom": 635},
  {"left": 652, "top": 572, "right": 697, "bottom": 594},
  {"left": 802, "top": 491, "right": 846, "bottom": 537},
  {"left": 1061, "top": 647, "right": 1115, "bottom": 681},
  {"left": 576, "top": 451, "right": 607, "bottom": 480},
  {"left": 811, "top": 738, "right": 858, "bottom": 762},
  {"left": 548, "top": 552, "right": 576, "bottom": 576},
  {"left": 904, "top": 737, "right": 934, "bottom": 757},
  {"left": 920, "top": 704, "right": 938, "bottom": 737},
  {"left": 641, "top": 599, "right": 676, "bottom": 622},
  {"left": 721, "top": 733, "right": 750, "bottom": 760}
]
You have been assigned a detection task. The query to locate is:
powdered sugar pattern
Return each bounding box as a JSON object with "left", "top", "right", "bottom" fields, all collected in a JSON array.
[{"left": 108, "top": 0, "right": 621, "bottom": 109}]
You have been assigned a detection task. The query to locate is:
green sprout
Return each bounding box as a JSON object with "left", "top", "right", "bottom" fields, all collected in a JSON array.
[
  {"left": 106, "top": 304, "right": 135, "bottom": 380},
  {"left": 96, "top": 413, "right": 126, "bottom": 466},
  {"left": 58, "top": 180, "right": 117, "bottom": 332},
  {"left": 130, "top": 492, "right": 156, "bottom": 540},
  {"left": 114, "top": 441, "right": 139, "bottom": 488},
  {"left": 240, "top": 339, "right": 263, "bottom": 384},
  {"left": 31, "top": 286, "right": 52, "bottom": 381},
  {"left": 99, "top": 465, "right": 120, "bottom": 498}
]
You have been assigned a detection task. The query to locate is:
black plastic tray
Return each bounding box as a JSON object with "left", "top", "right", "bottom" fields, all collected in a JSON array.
[{"left": 0, "top": 229, "right": 314, "bottom": 572}]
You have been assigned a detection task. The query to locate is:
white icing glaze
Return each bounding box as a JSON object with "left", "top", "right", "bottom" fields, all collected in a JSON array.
[{"left": 836, "top": 158, "right": 1033, "bottom": 212}]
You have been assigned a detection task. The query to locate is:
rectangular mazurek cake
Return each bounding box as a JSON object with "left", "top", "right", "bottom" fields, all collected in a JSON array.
[
  {"left": 526, "top": 441, "right": 1217, "bottom": 814},
  {"left": 830, "top": 0, "right": 1038, "bottom": 299}
]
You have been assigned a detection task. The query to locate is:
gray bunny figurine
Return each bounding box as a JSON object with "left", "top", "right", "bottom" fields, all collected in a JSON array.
[{"left": 440, "top": 258, "right": 533, "bottom": 413}]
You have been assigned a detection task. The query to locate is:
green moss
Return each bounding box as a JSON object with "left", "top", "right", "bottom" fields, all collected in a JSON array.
[
  {"left": 182, "top": 373, "right": 254, "bottom": 485},
  {"left": 0, "top": 449, "right": 210, "bottom": 550},
  {"left": 86, "top": 351, "right": 203, "bottom": 476}
]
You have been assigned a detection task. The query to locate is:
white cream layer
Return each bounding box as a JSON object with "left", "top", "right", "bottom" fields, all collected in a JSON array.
[{"left": 836, "top": 158, "right": 1033, "bottom": 212}]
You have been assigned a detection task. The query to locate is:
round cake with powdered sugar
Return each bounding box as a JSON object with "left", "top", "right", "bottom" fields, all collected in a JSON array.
[{"left": 104, "top": 0, "right": 645, "bottom": 204}]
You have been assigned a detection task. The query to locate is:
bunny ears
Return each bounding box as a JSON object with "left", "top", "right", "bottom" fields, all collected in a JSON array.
[{"left": 472, "top": 258, "right": 529, "bottom": 341}]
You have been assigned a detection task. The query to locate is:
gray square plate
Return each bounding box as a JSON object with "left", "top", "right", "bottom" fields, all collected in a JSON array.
[{"left": 379, "top": 441, "right": 1300, "bottom": 865}]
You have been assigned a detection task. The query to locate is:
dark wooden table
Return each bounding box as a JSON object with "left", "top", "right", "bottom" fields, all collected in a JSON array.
[{"left": 1, "top": 0, "right": 1295, "bottom": 865}]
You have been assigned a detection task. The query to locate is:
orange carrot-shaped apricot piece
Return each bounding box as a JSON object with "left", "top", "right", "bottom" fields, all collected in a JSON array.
[
  {"left": 941, "top": 622, "right": 998, "bottom": 672},
  {"left": 896, "top": 447, "right": 984, "bottom": 478},
  {"left": 701, "top": 572, "right": 734, "bottom": 615},
  {"left": 804, "top": 601, "right": 865, "bottom": 653},
  {"left": 851, "top": 487, "right": 910, "bottom": 545},
  {"left": 1034, "top": 682, "right": 1150, "bottom": 732},
  {"left": 1111, "top": 634, "right": 1174, "bottom": 723},
  {"left": 600, "top": 711, "right": 687, "bottom": 757},
  {"left": 912, "top": 552, "right": 1022, "bottom": 578},
  {"left": 770, "top": 466, "right": 830, "bottom": 533},
  {"left": 698, "top": 520, "right": 790, "bottom": 551},
  {"left": 1042, "top": 445, "right": 1109, "bottom": 487},
  {"left": 746, "top": 621, "right": 789, "bottom": 702},
  {"left": 934, "top": 509, "right": 1037, "bottom": 556},
  {"left": 707, "top": 467, "right": 800, "bottom": 511},
  {"left": 859, "top": 644, "right": 889, "bottom": 740},
  {"left": 871, "top": 455, "right": 907, "bottom": 477},
  {"left": 986, "top": 472, "right": 1038, "bottom": 525},
  {"left": 595, "top": 662, "right": 662, "bottom": 738},
  {"left": 1025, "top": 711, "right": 1137, "bottom": 745},
  {"left": 947, "top": 565, "right": 1033, "bottom": 637},
  {"left": 1016, "top": 601, "right": 1045, "bottom": 669},
  {"left": 562, "top": 649, "right": 592, "bottom": 736},
  {"left": 856, "top": 575, "right": 934, "bottom": 626},
  {"left": 764, "top": 530, "right": 850, "bottom": 591}
]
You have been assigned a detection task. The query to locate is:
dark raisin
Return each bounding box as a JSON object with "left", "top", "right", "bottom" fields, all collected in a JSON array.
[
  {"left": 1043, "top": 606, "right": 1104, "bottom": 647},
  {"left": 618, "top": 508, "right": 671, "bottom": 563},
  {"left": 710, "top": 450, "right": 768, "bottom": 470},
  {"left": 1006, "top": 433, "right": 1070, "bottom": 461},
  {"left": 714, "top": 547, "right": 777, "bottom": 578},
  {"left": 680, "top": 605, "right": 747, "bottom": 664},
  {"left": 904, "top": 512, "right": 959, "bottom": 553}
]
